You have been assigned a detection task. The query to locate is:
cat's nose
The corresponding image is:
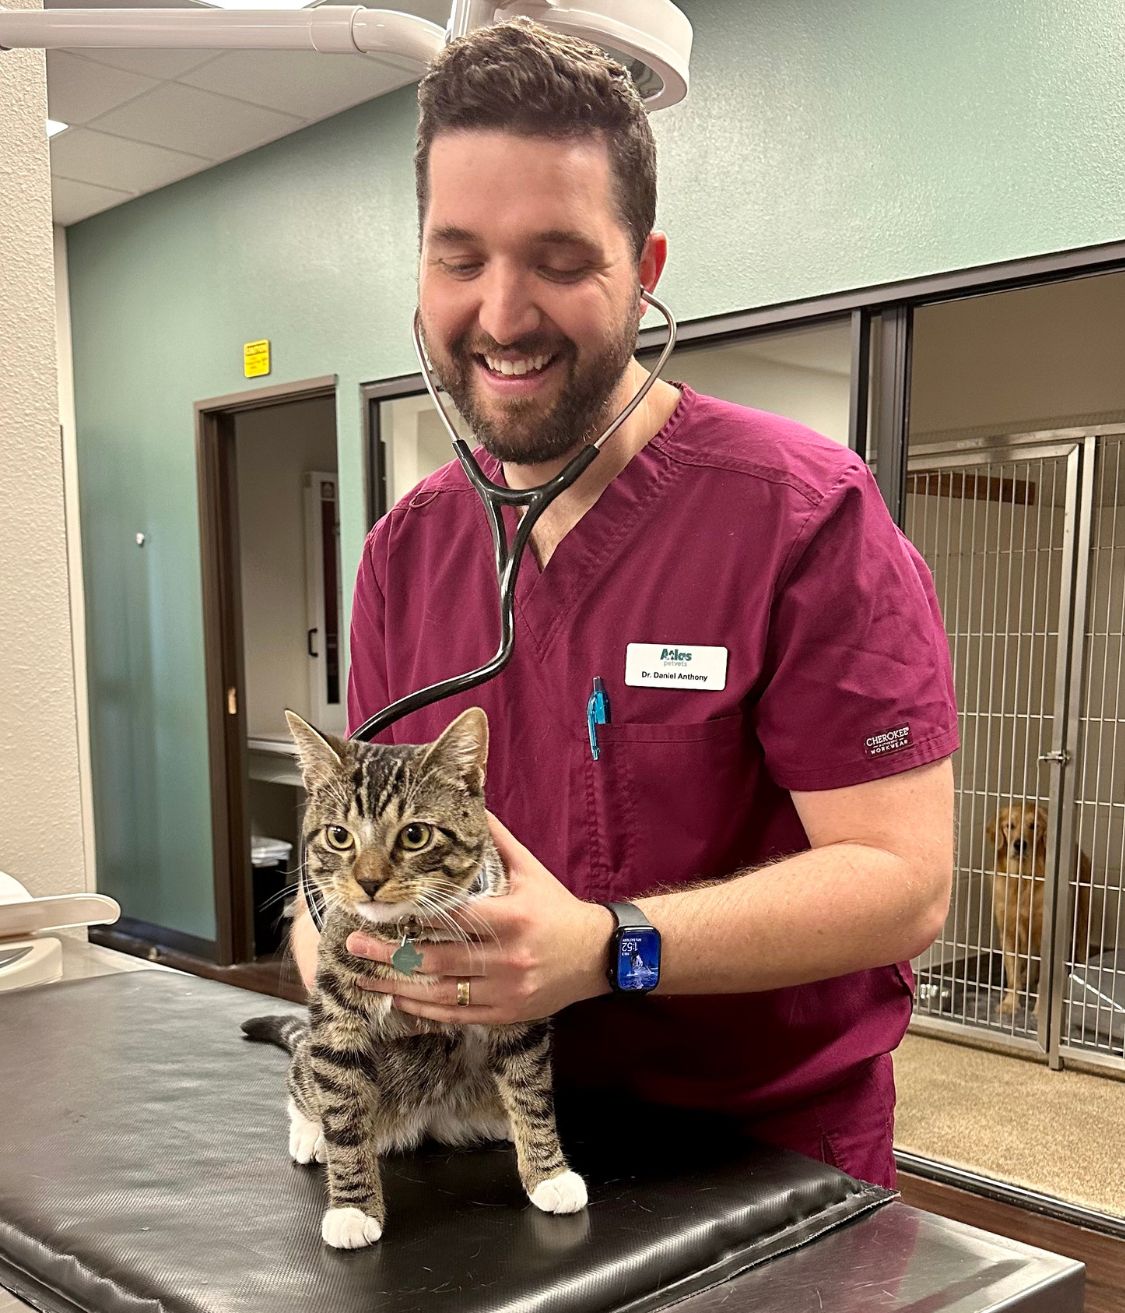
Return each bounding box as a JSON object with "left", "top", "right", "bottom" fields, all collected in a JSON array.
[{"left": 356, "top": 877, "right": 382, "bottom": 899}]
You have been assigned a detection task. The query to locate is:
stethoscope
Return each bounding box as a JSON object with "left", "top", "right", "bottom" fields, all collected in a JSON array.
[{"left": 303, "top": 289, "right": 678, "bottom": 931}]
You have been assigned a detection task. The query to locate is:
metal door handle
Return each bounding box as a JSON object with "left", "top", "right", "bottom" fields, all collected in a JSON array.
[
  {"left": 1038, "top": 750, "right": 1069, "bottom": 763},
  {"left": 307, "top": 628, "right": 318, "bottom": 658}
]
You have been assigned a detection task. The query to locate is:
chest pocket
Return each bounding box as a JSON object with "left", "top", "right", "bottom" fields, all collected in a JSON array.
[{"left": 583, "top": 714, "right": 753, "bottom": 902}]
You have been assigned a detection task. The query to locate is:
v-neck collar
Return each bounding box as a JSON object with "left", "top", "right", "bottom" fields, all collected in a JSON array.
[{"left": 474, "top": 385, "right": 697, "bottom": 655}]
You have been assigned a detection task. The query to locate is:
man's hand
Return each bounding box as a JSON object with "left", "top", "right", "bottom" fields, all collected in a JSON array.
[{"left": 347, "top": 813, "right": 613, "bottom": 1024}]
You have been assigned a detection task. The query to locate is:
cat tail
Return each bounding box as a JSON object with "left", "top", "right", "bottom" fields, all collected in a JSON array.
[{"left": 240, "top": 1014, "right": 308, "bottom": 1052}]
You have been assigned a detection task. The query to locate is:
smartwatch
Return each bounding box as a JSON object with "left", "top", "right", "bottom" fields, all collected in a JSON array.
[{"left": 602, "top": 901, "right": 662, "bottom": 994}]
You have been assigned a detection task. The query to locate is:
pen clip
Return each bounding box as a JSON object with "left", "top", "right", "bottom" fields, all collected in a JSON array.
[{"left": 587, "top": 677, "right": 610, "bottom": 761}]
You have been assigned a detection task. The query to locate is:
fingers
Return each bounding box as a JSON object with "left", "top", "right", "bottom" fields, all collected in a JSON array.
[
  {"left": 346, "top": 931, "right": 491, "bottom": 978},
  {"left": 391, "top": 994, "right": 497, "bottom": 1025},
  {"left": 357, "top": 972, "right": 500, "bottom": 1023},
  {"left": 486, "top": 810, "right": 527, "bottom": 865}
]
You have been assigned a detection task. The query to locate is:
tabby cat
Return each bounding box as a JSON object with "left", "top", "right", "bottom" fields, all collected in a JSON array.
[{"left": 242, "top": 707, "right": 586, "bottom": 1249}]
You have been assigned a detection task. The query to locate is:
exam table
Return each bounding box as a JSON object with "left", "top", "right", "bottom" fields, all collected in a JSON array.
[{"left": 0, "top": 944, "right": 1084, "bottom": 1313}]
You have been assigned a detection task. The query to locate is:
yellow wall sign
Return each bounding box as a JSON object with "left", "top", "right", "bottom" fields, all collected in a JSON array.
[{"left": 243, "top": 339, "right": 271, "bottom": 378}]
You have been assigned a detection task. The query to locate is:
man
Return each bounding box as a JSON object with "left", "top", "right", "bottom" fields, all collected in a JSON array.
[{"left": 292, "top": 17, "right": 957, "bottom": 1188}]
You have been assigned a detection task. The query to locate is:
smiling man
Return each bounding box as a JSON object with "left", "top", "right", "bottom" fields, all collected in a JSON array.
[{"left": 291, "top": 18, "right": 958, "bottom": 1188}]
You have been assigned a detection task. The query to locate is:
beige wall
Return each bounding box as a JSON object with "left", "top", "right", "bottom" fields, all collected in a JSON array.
[
  {"left": 911, "top": 272, "right": 1125, "bottom": 441},
  {"left": 0, "top": 7, "right": 87, "bottom": 897},
  {"left": 672, "top": 351, "right": 851, "bottom": 446},
  {"left": 382, "top": 397, "right": 460, "bottom": 504}
]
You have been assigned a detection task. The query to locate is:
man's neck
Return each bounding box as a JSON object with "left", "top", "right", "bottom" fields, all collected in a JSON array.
[{"left": 500, "top": 362, "right": 681, "bottom": 569}]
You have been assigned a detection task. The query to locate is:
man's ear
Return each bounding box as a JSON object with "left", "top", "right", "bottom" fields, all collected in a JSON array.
[
  {"left": 285, "top": 709, "right": 346, "bottom": 791},
  {"left": 420, "top": 707, "right": 489, "bottom": 793},
  {"left": 638, "top": 230, "right": 668, "bottom": 302}
]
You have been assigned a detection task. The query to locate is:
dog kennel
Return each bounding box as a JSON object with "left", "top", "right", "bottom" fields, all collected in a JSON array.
[{"left": 906, "top": 425, "right": 1125, "bottom": 1074}]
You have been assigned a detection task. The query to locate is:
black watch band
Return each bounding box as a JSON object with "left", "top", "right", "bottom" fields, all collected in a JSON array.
[{"left": 604, "top": 901, "right": 654, "bottom": 931}]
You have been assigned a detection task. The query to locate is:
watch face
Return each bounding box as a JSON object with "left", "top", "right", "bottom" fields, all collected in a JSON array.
[{"left": 615, "top": 926, "right": 661, "bottom": 992}]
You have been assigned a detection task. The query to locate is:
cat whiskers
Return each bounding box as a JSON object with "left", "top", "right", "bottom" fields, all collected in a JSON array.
[
  {"left": 412, "top": 890, "right": 494, "bottom": 975},
  {"left": 425, "top": 877, "right": 502, "bottom": 949},
  {"left": 257, "top": 876, "right": 303, "bottom": 914}
]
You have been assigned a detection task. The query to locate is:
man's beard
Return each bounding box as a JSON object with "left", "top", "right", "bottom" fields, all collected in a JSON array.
[{"left": 425, "top": 306, "right": 640, "bottom": 465}]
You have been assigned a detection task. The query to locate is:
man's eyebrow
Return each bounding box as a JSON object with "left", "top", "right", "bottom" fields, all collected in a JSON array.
[
  {"left": 429, "top": 225, "right": 478, "bottom": 244},
  {"left": 427, "top": 225, "right": 603, "bottom": 255},
  {"left": 530, "top": 229, "right": 603, "bottom": 254}
]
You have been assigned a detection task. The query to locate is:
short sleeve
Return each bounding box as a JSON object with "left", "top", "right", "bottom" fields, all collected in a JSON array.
[
  {"left": 754, "top": 462, "right": 959, "bottom": 791},
  {"left": 345, "top": 524, "right": 392, "bottom": 741}
]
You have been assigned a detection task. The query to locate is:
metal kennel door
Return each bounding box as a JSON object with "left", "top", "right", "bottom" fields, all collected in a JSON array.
[
  {"left": 904, "top": 436, "right": 1083, "bottom": 1062},
  {"left": 1058, "top": 430, "right": 1125, "bottom": 1075}
]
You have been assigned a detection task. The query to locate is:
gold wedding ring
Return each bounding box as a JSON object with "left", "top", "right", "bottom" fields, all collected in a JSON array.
[{"left": 456, "top": 979, "right": 471, "bottom": 1008}]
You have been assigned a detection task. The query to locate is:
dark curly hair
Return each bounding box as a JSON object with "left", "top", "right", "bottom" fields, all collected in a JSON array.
[{"left": 415, "top": 17, "right": 657, "bottom": 261}]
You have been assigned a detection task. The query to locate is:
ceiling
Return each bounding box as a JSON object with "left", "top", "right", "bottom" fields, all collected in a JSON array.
[{"left": 45, "top": 0, "right": 451, "bottom": 225}]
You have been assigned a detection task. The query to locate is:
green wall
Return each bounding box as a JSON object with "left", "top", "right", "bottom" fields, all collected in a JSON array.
[{"left": 68, "top": 0, "right": 1125, "bottom": 940}]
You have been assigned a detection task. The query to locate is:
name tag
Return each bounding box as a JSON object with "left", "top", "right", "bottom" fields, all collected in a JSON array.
[{"left": 625, "top": 643, "right": 728, "bottom": 691}]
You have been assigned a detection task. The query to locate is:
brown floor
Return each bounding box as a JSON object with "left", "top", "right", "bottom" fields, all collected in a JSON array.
[{"left": 895, "top": 1031, "right": 1125, "bottom": 1216}]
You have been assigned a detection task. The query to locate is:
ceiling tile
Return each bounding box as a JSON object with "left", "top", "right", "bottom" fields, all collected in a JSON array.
[
  {"left": 46, "top": 50, "right": 161, "bottom": 125},
  {"left": 45, "top": 0, "right": 216, "bottom": 8},
  {"left": 51, "top": 175, "right": 134, "bottom": 226},
  {"left": 177, "top": 50, "right": 414, "bottom": 120},
  {"left": 88, "top": 82, "right": 304, "bottom": 159},
  {"left": 77, "top": 48, "right": 220, "bottom": 80},
  {"left": 51, "top": 128, "right": 211, "bottom": 193}
]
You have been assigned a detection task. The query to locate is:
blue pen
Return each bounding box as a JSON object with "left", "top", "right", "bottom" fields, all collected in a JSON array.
[{"left": 587, "top": 676, "right": 611, "bottom": 761}]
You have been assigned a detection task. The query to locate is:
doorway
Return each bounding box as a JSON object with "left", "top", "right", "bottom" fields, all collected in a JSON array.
[{"left": 196, "top": 376, "right": 345, "bottom": 984}]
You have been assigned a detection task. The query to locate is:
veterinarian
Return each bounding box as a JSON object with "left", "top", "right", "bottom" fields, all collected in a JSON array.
[{"left": 291, "top": 17, "right": 959, "bottom": 1189}]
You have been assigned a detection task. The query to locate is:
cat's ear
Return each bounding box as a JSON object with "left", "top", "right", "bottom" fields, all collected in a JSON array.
[
  {"left": 421, "top": 707, "right": 488, "bottom": 793},
  {"left": 284, "top": 709, "right": 346, "bottom": 791}
]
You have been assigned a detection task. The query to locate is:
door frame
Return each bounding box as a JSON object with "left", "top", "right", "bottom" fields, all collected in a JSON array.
[{"left": 195, "top": 374, "right": 337, "bottom": 966}]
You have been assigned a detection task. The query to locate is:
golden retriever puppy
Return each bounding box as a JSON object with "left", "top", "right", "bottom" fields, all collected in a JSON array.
[{"left": 987, "top": 803, "right": 1092, "bottom": 1020}]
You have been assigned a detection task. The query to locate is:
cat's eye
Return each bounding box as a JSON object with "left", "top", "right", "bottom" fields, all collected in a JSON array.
[
  {"left": 399, "top": 823, "right": 433, "bottom": 852},
  {"left": 323, "top": 825, "right": 354, "bottom": 851}
]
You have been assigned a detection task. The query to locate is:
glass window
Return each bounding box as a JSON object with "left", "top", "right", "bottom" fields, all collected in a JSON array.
[{"left": 657, "top": 318, "right": 853, "bottom": 447}]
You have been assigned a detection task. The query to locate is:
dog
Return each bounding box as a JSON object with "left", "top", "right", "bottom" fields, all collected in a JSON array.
[{"left": 987, "top": 803, "right": 1093, "bottom": 1020}]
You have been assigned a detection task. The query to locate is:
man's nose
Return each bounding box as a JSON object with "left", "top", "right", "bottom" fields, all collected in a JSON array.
[{"left": 476, "top": 266, "right": 542, "bottom": 346}]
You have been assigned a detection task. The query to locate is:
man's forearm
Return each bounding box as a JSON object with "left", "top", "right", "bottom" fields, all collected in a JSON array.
[{"left": 631, "top": 841, "right": 949, "bottom": 997}]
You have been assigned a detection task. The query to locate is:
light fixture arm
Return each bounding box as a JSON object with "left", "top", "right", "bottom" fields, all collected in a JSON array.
[
  {"left": 0, "top": 2, "right": 691, "bottom": 109},
  {"left": 0, "top": 7, "right": 446, "bottom": 62}
]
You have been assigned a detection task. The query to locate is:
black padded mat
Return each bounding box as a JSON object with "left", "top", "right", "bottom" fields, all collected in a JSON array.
[{"left": 0, "top": 971, "right": 892, "bottom": 1313}]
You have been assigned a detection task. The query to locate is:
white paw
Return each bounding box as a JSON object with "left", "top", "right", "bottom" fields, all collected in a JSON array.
[
  {"left": 288, "top": 1106, "right": 325, "bottom": 1165},
  {"left": 321, "top": 1206, "right": 383, "bottom": 1249},
  {"left": 530, "top": 1169, "right": 587, "bottom": 1214}
]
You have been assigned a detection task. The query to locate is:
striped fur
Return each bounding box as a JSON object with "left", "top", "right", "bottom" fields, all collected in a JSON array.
[{"left": 243, "top": 707, "right": 585, "bottom": 1248}]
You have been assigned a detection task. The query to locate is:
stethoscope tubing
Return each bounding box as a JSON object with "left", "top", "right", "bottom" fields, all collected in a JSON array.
[{"left": 304, "top": 290, "right": 677, "bottom": 931}]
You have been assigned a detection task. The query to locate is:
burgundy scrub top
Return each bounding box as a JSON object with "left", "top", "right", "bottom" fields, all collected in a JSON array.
[{"left": 347, "top": 386, "right": 958, "bottom": 1175}]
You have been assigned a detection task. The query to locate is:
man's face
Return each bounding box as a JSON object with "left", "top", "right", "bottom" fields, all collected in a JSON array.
[{"left": 419, "top": 130, "right": 642, "bottom": 465}]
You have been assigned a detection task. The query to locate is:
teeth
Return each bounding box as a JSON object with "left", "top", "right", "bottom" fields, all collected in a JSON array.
[{"left": 483, "top": 354, "right": 552, "bottom": 376}]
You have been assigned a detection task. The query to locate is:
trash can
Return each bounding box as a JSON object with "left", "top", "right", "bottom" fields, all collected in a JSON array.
[{"left": 251, "top": 836, "right": 294, "bottom": 959}]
